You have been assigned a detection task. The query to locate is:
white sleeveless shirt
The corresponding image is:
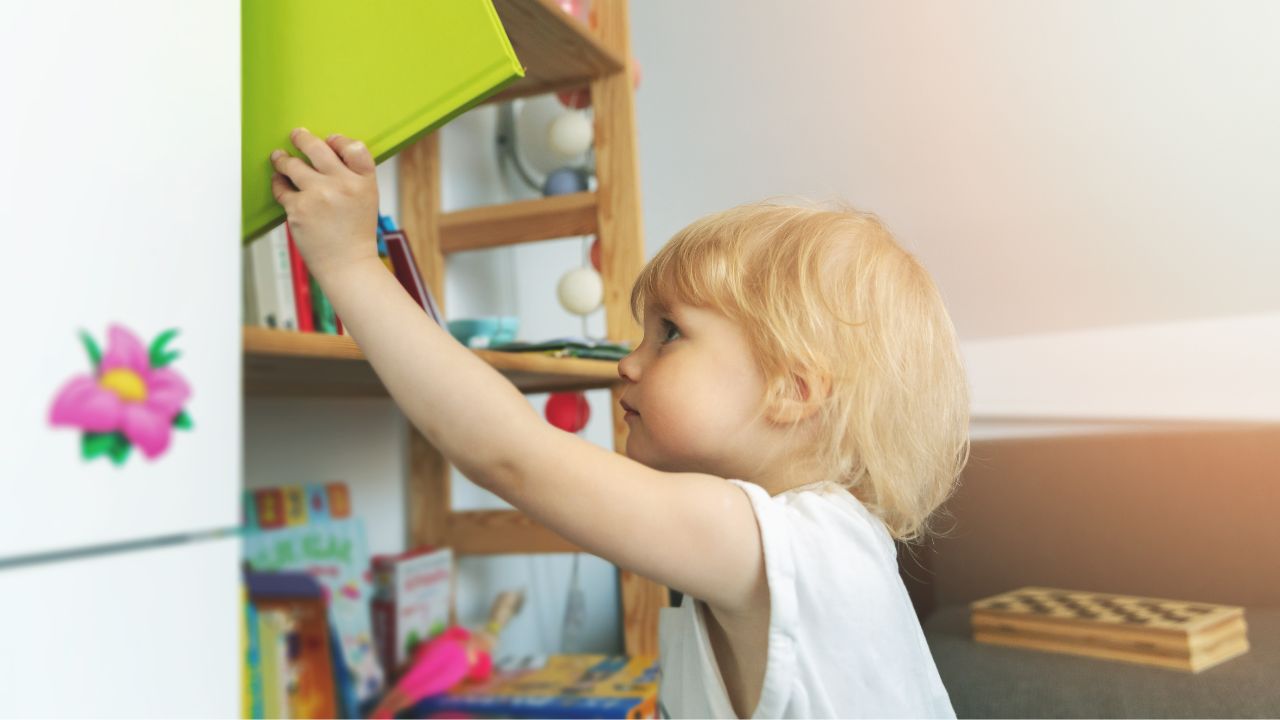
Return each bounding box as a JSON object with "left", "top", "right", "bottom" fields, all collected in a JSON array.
[{"left": 657, "top": 479, "right": 955, "bottom": 719}]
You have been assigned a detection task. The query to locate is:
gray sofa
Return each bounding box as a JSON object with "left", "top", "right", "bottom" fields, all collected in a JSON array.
[{"left": 897, "top": 426, "right": 1280, "bottom": 718}]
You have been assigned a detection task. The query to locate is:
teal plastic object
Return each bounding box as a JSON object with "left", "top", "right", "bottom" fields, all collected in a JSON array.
[
  {"left": 448, "top": 317, "right": 520, "bottom": 348},
  {"left": 242, "top": 0, "right": 524, "bottom": 242}
]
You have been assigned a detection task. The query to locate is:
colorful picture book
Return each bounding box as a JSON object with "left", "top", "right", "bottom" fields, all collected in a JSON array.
[
  {"left": 243, "top": 482, "right": 383, "bottom": 716},
  {"left": 378, "top": 214, "right": 444, "bottom": 327},
  {"left": 244, "top": 570, "right": 340, "bottom": 719},
  {"left": 371, "top": 546, "right": 454, "bottom": 676},
  {"left": 408, "top": 654, "right": 661, "bottom": 719}
]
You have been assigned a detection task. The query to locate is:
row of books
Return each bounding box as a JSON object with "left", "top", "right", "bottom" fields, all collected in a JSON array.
[
  {"left": 241, "top": 482, "right": 454, "bottom": 718},
  {"left": 242, "top": 214, "right": 443, "bottom": 334},
  {"left": 242, "top": 571, "right": 343, "bottom": 718},
  {"left": 243, "top": 222, "right": 343, "bottom": 334}
]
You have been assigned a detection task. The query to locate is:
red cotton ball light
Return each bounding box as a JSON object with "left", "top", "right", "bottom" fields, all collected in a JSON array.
[
  {"left": 589, "top": 237, "right": 601, "bottom": 272},
  {"left": 545, "top": 392, "right": 591, "bottom": 433}
]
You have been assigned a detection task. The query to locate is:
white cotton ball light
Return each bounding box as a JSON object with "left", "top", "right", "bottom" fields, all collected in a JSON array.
[
  {"left": 516, "top": 94, "right": 575, "bottom": 174},
  {"left": 557, "top": 267, "right": 603, "bottom": 316},
  {"left": 548, "top": 110, "right": 593, "bottom": 157}
]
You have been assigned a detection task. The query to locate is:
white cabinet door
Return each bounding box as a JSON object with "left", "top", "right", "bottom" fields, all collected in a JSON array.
[
  {"left": 0, "top": 535, "right": 242, "bottom": 718},
  {"left": 0, "top": 0, "right": 240, "bottom": 560}
]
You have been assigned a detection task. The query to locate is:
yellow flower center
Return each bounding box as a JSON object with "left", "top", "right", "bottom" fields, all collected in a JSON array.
[{"left": 100, "top": 368, "right": 148, "bottom": 402}]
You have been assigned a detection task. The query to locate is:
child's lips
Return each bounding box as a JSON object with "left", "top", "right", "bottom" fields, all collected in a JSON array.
[{"left": 620, "top": 399, "right": 639, "bottom": 419}]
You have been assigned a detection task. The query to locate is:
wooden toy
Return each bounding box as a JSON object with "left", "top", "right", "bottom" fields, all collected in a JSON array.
[{"left": 970, "top": 586, "right": 1250, "bottom": 672}]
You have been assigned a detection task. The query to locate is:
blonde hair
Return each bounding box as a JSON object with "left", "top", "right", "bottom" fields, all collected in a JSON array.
[{"left": 631, "top": 199, "right": 970, "bottom": 543}]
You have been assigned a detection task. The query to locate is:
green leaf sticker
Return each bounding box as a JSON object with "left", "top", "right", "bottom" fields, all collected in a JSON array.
[
  {"left": 82, "top": 432, "right": 115, "bottom": 460},
  {"left": 79, "top": 330, "right": 103, "bottom": 371},
  {"left": 149, "top": 328, "right": 181, "bottom": 368},
  {"left": 107, "top": 433, "right": 132, "bottom": 466},
  {"left": 173, "top": 410, "right": 194, "bottom": 430}
]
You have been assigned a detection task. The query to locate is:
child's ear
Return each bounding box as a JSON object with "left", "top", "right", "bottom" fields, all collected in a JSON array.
[{"left": 764, "top": 371, "right": 831, "bottom": 425}]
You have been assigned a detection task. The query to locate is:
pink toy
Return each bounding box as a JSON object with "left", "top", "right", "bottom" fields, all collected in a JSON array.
[{"left": 368, "top": 591, "right": 523, "bottom": 719}]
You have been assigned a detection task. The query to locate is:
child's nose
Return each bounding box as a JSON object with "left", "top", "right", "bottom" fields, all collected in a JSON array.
[{"left": 617, "top": 350, "right": 640, "bottom": 382}]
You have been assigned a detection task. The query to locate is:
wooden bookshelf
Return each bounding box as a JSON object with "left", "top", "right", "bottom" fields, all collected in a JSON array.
[
  {"left": 241, "top": 0, "right": 665, "bottom": 657},
  {"left": 440, "top": 191, "right": 599, "bottom": 253},
  {"left": 243, "top": 326, "right": 621, "bottom": 397},
  {"left": 485, "top": 0, "right": 624, "bottom": 104},
  {"left": 401, "top": 0, "right": 667, "bottom": 657}
]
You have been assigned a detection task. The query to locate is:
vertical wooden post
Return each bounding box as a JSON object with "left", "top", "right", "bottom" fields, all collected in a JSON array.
[
  {"left": 591, "top": 0, "right": 668, "bottom": 657},
  {"left": 399, "top": 133, "right": 451, "bottom": 562}
]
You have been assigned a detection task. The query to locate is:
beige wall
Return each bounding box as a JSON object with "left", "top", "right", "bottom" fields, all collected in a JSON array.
[{"left": 902, "top": 425, "right": 1280, "bottom": 616}]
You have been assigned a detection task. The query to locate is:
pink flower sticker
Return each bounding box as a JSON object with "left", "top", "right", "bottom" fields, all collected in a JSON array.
[{"left": 49, "top": 324, "right": 194, "bottom": 465}]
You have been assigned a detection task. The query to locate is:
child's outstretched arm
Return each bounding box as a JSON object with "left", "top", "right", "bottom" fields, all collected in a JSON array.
[{"left": 270, "top": 129, "right": 766, "bottom": 614}]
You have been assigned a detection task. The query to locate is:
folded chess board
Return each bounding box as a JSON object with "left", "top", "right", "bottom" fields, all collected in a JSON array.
[{"left": 970, "top": 586, "right": 1249, "bottom": 672}]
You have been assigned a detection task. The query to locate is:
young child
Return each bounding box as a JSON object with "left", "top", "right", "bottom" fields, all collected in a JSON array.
[{"left": 270, "top": 128, "right": 969, "bottom": 719}]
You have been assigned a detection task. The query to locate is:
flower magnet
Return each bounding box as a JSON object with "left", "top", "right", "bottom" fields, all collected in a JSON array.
[{"left": 49, "top": 324, "right": 194, "bottom": 466}]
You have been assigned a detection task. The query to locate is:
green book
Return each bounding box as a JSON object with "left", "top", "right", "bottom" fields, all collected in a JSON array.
[
  {"left": 242, "top": 0, "right": 524, "bottom": 242},
  {"left": 310, "top": 275, "right": 337, "bottom": 334}
]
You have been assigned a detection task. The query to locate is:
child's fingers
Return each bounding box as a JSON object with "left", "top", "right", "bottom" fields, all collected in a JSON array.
[
  {"left": 289, "top": 127, "right": 344, "bottom": 175},
  {"left": 270, "top": 149, "right": 319, "bottom": 189},
  {"left": 326, "top": 133, "right": 376, "bottom": 175},
  {"left": 270, "top": 172, "right": 298, "bottom": 208}
]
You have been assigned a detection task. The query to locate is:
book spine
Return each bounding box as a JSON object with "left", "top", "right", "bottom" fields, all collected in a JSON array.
[
  {"left": 269, "top": 225, "right": 299, "bottom": 330},
  {"left": 383, "top": 234, "right": 426, "bottom": 310},
  {"left": 391, "top": 231, "right": 444, "bottom": 326},
  {"left": 242, "top": 246, "right": 260, "bottom": 327},
  {"left": 285, "top": 223, "right": 314, "bottom": 332},
  {"left": 310, "top": 274, "right": 338, "bottom": 334},
  {"left": 242, "top": 590, "right": 264, "bottom": 719},
  {"left": 249, "top": 235, "right": 281, "bottom": 328}
]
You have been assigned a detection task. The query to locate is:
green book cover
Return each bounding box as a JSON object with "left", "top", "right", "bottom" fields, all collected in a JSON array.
[
  {"left": 242, "top": 0, "right": 524, "bottom": 242},
  {"left": 310, "top": 275, "right": 337, "bottom": 334}
]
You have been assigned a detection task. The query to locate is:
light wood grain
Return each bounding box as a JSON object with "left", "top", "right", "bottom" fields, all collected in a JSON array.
[
  {"left": 440, "top": 192, "right": 598, "bottom": 253},
  {"left": 621, "top": 572, "right": 668, "bottom": 656},
  {"left": 448, "top": 510, "right": 582, "bottom": 555},
  {"left": 592, "top": 0, "right": 666, "bottom": 655},
  {"left": 243, "top": 326, "right": 620, "bottom": 396},
  {"left": 399, "top": 132, "right": 445, "bottom": 300},
  {"left": 487, "top": 0, "right": 624, "bottom": 104},
  {"left": 407, "top": 431, "right": 450, "bottom": 550}
]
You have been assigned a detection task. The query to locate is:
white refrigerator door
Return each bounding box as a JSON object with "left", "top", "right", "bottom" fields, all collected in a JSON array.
[
  {"left": 0, "top": 535, "right": 242, "bottom": 718},
  {"left": 0, "top": 0, "right": 241, "bottom": 560}
]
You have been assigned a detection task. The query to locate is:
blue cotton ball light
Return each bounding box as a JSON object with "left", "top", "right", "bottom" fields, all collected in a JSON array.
[{"left": 542, "top": 167, "right": 589, "bottom": 196}]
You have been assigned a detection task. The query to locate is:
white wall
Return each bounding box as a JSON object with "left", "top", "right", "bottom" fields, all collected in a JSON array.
[{"left": 630, "top": 0, "right": 1280, "bottom": 428}]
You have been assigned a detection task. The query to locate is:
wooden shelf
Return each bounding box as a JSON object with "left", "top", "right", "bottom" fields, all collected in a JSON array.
[
  {"left": 243, "top": 326, "right": 620, "bottom": 397},
  {"left": 440, "top": 191, "right": 597, "bottom": 254},
  {"left": 486, "top": 0, "right": 624, "bottom": 105},
  {"left": 449, "top": 510, "right": 581, "bottom": 555}
]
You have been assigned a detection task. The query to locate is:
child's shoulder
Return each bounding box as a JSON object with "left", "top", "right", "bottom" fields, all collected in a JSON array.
[{"left": 730, "top": 478, "right": 895, "bottom": 553}]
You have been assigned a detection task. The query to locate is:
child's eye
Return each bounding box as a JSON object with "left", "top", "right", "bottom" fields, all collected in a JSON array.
[{"left": 660, "top": 319, "right": 682, "bottom": 344}]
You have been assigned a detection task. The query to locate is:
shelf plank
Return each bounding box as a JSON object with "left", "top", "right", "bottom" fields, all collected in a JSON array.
[
  {"left": 439, "top": 191, "right": 598, "bottom": 254},
  {"left": 448, "top": 510, "right": 582, "bottom": 555},
  {"left": 486, "top": 0, "right": 624, "bottom": 105},
  {"left": 243, "top": 326, "right": 620, "bottom": 396}
]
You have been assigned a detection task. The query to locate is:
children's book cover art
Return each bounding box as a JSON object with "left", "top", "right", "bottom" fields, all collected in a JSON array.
[
  {"left": 244, "top": 483, "right": 384, "bottom": 714},
  {"left": 48, "top": 324, "right": 194, "bottom": 465},
  {"left": 410, "top": 654, "right": 661, "bottom": 719}
]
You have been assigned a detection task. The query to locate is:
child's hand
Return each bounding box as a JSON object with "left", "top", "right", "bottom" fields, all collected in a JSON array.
[{"left": 270, "top": 127, "right": 379, "bottom": 281}]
